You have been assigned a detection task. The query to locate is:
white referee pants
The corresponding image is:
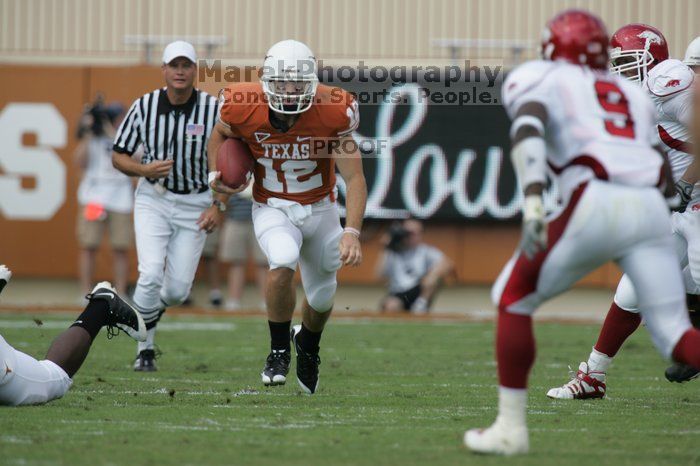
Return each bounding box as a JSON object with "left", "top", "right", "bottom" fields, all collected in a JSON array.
[
  {"left": 132, "top": 180, "right": 210, "bottom": 326},
  {"left": 0, "top": 335, "right": 72, "bottom": 406}
]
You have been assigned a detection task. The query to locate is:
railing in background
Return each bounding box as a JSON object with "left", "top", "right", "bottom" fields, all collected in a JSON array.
[
  {"left": 123, "top": 35, "right": 228, "bottom": 64},
  {"left": 432, "top": 38, "right": 534, "bottom": 67},
  {"left": 1, "top": 0, "right": 697, "bottom": 66}
]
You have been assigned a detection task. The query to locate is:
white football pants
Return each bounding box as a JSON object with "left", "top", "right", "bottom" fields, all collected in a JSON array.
[
  {"left": 614, "top": 206, "right": 700, "bottom": 310},
  {"left": 0, "top": 335, "right": 72, "bottom": 406},
  {"left": 493, "top": 180, "right": 691, "bottom": 358},
  {"left": 252, "top": 198, "right": 343, "bottom": 313}
]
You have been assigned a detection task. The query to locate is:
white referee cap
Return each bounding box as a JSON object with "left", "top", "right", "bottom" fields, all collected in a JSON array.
[{"left": 162, "top": 40, "right": 197, "bottom": 65}]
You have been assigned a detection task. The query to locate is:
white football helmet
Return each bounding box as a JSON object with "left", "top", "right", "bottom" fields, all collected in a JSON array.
[
  {"left": 261, "top": 40, "right": 319, "bottom": 115},
  {"left": 684, "top": 36, "right": 700, "bottom": 69}
]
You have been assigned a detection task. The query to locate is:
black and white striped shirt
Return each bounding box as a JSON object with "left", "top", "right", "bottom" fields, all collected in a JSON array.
[{"left": 113, "top": 88, "right": 219, "bottom": 194}]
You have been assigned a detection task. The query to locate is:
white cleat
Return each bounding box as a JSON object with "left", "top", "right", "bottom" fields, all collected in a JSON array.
[
  {"left": 464, "top": 419, "right": 529, "bottom": 456},
  {"left": 0, "top": 265, "right": 11, "bottom": 296},
  {"left": 0, "top": 265, "right": 11, "bottom": 283},
  {"left": 546, "top": 362, "right": 606, "bottom": 400}
]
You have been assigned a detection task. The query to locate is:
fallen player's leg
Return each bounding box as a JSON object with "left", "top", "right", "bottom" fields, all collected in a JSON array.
[{"left": 0, "top": 267, "right": 145, "bottom": 406}]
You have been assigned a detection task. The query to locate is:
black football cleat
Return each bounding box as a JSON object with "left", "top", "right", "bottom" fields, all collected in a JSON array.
[
  {"left": 665, "top": 362, "right": 700, "bottom": 383},
  {"left": 87, "top": 281, "right": 146, "bottom": 342},
  {"left": 261, "top": 349, "right": 291, "bottom": 386},
  {"left": 291, "top": 325, "right": 321, "bottom": 394},
  {"left": 134, "top": 349, "right": 158, "bottom": 372}
]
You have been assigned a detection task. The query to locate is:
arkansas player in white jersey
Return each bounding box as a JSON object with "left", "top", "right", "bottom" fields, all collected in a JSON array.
[
  {"left": 208, "top": 40, "right": 366, "bottom": 394},
  {"left": 547, "top": 25, "right": 700, "bottom": 401},
  {"left": 464, "top": 10, "right": 700, "bottom": 456}
]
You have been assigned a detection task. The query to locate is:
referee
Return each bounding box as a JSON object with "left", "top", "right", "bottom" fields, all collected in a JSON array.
[{"left": 112, "top": 41, "right": 231, "bottom": 371}]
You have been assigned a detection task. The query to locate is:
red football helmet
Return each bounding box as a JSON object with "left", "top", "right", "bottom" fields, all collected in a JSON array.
[
  {"left": 609, "top": 23, "right": 669, "bottom": 83},
  {"left": 541, "top": 9, "right": 609, "bottom": 69}
]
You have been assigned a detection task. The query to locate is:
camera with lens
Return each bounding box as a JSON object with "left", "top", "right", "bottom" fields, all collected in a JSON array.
[
  {"left": 77, "top": 94, "right": 122, "bottom": 139},
  {"left": 386, "top": 222, "right": 410, "bottom": 252}
]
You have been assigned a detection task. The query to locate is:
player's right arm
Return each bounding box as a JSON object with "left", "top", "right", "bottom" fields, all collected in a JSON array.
[
  {"left": 112, "top": 98, "right": 173, "bottom": 178},
  {"left": 502, "top": 61, "right": 553, "bottom": 259},
  {"left": 671, "top": 90, "right": 698, "bottom": 209},
  {"left": 695, "top": 81, "right": 700, "bottom": 157},
  {"left": 648, "top": 61, "right": 697, "bottom": 209}
]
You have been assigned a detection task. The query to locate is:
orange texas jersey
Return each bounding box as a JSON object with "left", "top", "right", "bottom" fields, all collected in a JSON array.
[{"left": 218, "top": 82, "right": 359, "bottom": 205}]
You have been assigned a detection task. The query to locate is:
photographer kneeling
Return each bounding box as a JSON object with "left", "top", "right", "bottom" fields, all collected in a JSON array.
[{"left": 376, "top": 219, "right": 454, "bottom": 314}]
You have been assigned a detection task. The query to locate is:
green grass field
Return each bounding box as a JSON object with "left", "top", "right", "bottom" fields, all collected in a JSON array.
[{"left": 1, "top": 313, "right": 699, "bottom": 466}]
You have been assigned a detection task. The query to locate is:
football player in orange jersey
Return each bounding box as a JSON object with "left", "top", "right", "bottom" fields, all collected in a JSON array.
[{"left": 208, "top": 40, "right": 366, "bottom": 394}]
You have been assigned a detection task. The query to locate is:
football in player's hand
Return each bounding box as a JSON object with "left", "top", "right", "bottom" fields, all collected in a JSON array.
[{"left": 217, "top": 138, "right": 255, "bottom": 189}]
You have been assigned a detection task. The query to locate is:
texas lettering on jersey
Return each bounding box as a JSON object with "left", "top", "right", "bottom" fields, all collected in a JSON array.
[
  {"left": 218, "top": 82, "right": 358, "bottom": 205},
  {"left": 261, "top": 139, "right": 311, "bottom": 160}
]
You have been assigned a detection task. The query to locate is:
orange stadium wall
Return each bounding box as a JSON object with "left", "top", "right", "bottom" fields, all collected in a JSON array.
[{"left": 0, "top": 65, "right": 621, "bottom": 288}]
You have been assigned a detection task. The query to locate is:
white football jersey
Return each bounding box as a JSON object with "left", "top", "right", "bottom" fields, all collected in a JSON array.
[
  {"left": 503, "top": 60, "right": 662, "bottom": 202},
  {"left": 644, "top": 58, "right": 695, "bottom": 193}
]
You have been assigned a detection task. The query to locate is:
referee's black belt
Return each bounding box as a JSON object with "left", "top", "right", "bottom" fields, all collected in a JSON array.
[{"left": 146, "top": 178, "right": 209, "bottom": 195}]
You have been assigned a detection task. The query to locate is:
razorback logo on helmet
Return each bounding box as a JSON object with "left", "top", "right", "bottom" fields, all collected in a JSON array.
[
  {"left": 665, "top": 79, "right": 681, "bottom": 88},
  {"left": 637, "top": 30, "right": 663, "bottom": 45}
]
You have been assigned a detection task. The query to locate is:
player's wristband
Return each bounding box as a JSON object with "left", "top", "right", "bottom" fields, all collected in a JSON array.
[
  {"left": 208, "top": 171, "right": 220, "bottom": 186},
  {"left": 343, "top": 227, "right": 361, "bottom": 238}
]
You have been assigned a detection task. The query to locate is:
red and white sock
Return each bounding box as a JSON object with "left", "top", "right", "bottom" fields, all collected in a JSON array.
[
  {"left": 587, "top": 348, "right": 612, "bottom": 373},
  {"left": 672, "top": 329, "right": 700, "bottom": 369},
  {"left": 496, "top": 310, "right": 535, "bottom": 389},
  {"left": 496, "top": 386, "right": 527, "bottom": 427},
  {"left": 593, "top": 302, "right": 641, "bottom": 359}
]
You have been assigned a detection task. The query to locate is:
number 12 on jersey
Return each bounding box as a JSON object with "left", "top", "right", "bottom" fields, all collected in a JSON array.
[{"left": 258, "top": 158, "right": 324, "bottom": 193}]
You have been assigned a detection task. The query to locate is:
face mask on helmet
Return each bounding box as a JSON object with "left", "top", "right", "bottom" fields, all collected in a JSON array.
[
  {"left": 609, "top": 43, "right": 655, "bottom": 84},
  {"left": 261, "top": 75, "right": 318, "bottom": 115}
]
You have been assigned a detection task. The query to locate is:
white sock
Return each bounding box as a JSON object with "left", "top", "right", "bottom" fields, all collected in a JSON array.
[
  {"left": 411, "top": 297, "right": 429, "bottom": 313},
  {"left": 496, "top": 386, "right": 527, "bottom": 427},
  {"left": 138, "top": 327, "right": 157, "bottom": 353},
  {"left": 587, "top": 347, "right": 612, "bottom": 373}
]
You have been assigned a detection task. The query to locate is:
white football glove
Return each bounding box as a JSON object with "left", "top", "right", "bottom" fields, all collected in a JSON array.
[{"left": 520, "top": 196, "right": 547, "bottom": 259}]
